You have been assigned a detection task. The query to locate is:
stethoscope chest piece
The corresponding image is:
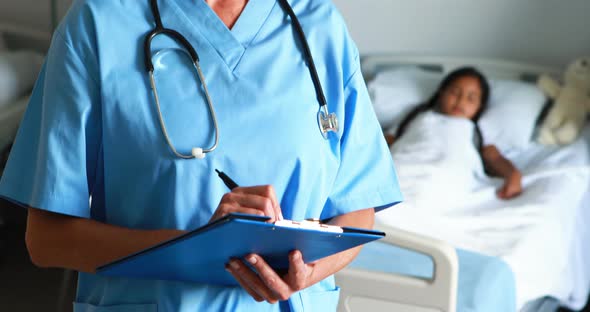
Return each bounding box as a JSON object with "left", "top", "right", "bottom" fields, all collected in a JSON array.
[{"left": 317, "top": 106, "right": 339, "bottom": 139}]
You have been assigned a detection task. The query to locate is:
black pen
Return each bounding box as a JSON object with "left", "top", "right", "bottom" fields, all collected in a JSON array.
[
  {"left": 215, "top": 169, "right": 239, "bottom": 190},
  {"left": 215, "top": 169, "right": 291, "bottom": 222}
]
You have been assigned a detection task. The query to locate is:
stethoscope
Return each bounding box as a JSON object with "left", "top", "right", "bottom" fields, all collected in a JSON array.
[{"left": 145, "top": 0, "right": 339, "bottom": 159}]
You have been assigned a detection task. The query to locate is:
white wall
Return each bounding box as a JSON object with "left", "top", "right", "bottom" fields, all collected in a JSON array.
[
  {"left": 333, "top": 0, "right": 590, "bottom": 68},
  {"left": 1, "top": 0, "right": 589, "bottom": 68}
]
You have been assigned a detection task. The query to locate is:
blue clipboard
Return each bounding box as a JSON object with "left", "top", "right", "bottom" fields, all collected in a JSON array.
[{"left": 97, "top": 213, "right": 385, "bottom": 286}]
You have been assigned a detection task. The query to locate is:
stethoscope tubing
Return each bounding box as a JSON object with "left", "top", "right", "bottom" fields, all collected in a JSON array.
[{"left": 148, "top": 50, "right": 219, "bottom": 159}]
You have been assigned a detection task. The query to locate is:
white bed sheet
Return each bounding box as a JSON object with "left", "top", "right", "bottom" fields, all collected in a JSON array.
[{"left": 377, "top": 125, "right": 590, "bottom": 310}]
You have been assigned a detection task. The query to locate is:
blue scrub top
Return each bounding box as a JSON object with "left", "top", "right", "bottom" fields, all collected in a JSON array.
[{"left": 0, "top": 0, "right": 402, "bottom": 311}]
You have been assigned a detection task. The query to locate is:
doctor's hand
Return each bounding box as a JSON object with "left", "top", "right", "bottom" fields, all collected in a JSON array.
[
  {"left": 226, "top": 250, "right": 313, "bottom": 304},
  {"left": 210, "top": 185, "right": 284, "bottom": 223}
]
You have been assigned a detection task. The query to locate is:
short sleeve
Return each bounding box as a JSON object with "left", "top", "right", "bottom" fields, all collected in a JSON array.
[
  {"left": 322, "top": 61, "right": 403, "bottom": 220},
  {"left": 0, "top": 30, "right": 102, "bottom": 219}
]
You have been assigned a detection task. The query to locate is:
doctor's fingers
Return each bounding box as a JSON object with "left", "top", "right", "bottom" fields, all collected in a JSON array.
[
  {"left": 232, "top": 186, "right": 283, "bottom": 221},
  {"left": 243, "top": 254, "right": 296, "bottom": 301},
  {"left": 216, "top": 203, "right": 274, "bottom": 221},
  {"left": 226, "top": 259, "right": 282, "bottom": 304},
  {"left": 225, "top": 262, "right": 265, "bottom": 302},
  {"left": 221, "top": 192, "right": 277, "bottom": 221},
  {"left": 285, "top": 250, "right": 309, "bottom": 291}
]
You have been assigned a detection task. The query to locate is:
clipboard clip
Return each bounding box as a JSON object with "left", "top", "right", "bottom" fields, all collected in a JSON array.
[{"left": 274, "top": 219, "right": 344, "bottom": 233}]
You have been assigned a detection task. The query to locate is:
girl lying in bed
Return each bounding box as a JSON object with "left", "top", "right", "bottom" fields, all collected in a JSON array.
[{"left": 384, "top": 67, "right": 522, "bottom": 200}]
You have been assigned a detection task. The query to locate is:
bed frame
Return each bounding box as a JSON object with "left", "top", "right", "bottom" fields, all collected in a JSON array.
[
  {"left": 0, "top": 23, "right": 52, "bottom": 53},
  {"left": 0, "top": 0, "right": 59, "bottom": 52},
  {"left": 336, "top": 224, "right": 459, "bottom": 312},
  {"left": 360, "top": 54, "right": 561, "bottom": 83},
  {"left": 335, "top": 54, "right": 563, "bottom": 312}
]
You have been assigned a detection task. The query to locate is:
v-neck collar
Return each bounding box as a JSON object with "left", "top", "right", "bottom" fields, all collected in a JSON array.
[
  {"left": 166, "top": 0, "right": 277, "bottom": 70},
  {"left": 230, "top": 0, "right": 277, "bottom": 48}
]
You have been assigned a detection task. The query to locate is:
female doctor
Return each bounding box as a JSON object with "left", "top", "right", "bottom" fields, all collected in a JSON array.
[{"left": 0, "top": 0, "right": 402, "bottom": 311}]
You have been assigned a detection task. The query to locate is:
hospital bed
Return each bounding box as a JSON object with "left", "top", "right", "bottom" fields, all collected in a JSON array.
[
  {"left": 0, "top": 27, "right": 46, "bottom": 167},
  {"left": 335, "top": 54, "right": 590, "bottom": 312}
]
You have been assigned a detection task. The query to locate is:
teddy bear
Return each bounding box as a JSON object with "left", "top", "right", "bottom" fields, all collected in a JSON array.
[{"left": 537, "top": 57, "right": 590, "bottom": 145}]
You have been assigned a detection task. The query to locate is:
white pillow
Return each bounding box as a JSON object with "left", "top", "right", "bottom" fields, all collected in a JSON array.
[
  {"left": 369, "top": 66, "right": 440, "bottom": 131},
  {"left": 369, "top": 66, "right": 547, "bottom": 150},
  {"left": 479, "top": 80, "right": 547, "bottom": 150},
  {"left": 0, "top": 50, "right": 44, "bottom": 108}
]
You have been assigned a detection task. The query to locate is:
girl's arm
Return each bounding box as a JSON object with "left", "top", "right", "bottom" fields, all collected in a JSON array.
[
  {"left": 481, "top": 145, "right": 522, "bottom": 199},
  {"left": 384, "top": 134, "right": 395, "bottom": 146}
]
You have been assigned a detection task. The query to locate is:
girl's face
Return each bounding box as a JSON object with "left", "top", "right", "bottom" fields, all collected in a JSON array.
[{"left": 438, "top": 76, "right": 483, "bottom": 119}]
